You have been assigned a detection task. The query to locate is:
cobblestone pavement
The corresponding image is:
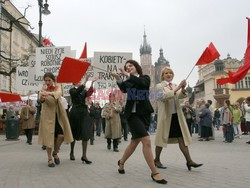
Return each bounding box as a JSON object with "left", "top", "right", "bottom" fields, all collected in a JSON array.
[{"left": 0, "top": 129, "right": 250, "bottom": 188}]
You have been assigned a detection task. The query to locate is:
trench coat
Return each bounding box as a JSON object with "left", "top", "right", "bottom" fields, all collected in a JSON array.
[
  {"left": 20, "top": 105, "right": 36, "bottom": 129},
  {"left": 103, "top": 101, "right": 122, "bottom": 139},
  {"left": 155, "top": 81, "right": 192, "bottom": 147},
  {"left": 38, "top": 84, "right": 73, "bottom": 148}
]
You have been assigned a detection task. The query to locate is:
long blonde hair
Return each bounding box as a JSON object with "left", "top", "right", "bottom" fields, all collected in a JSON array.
[{"left": 160, "top": 67, "right": 174, "bottom": 81}]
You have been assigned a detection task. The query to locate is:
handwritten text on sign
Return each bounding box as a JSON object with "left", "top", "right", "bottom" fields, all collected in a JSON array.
[
  {"left": 16, "top": 66, "right": 42, "bottom": 91},
  {"left": 35, "top": 46, "right": 71, "bottom": 76},
  {"left": 93, "top": 52, "right": 132, "bottom": 90}
]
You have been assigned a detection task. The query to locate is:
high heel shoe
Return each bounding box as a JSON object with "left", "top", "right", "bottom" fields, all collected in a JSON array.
[
  {"left": 81, "top": 157, "right": 92, "bottom": 164},
  {"left": 118, "top": 160, "right": 125, "bottom": 174},
  {"left": 70, "top": 153, "right": 75, "bottom": 160},
  {"left": 186, "top": 161, "right": 203, "bottom": 171},
  {"left": 151, "top": 173, "right": 167, "bottom": 184},
  {"left": 154, "top": 160, "right": 167, "bottom": 169},
  {"left": 52, "top": 152, "right": 60, "bottom": 165},
  {"left": 48, "top": 159, "right": 55, "bottom": 167}
]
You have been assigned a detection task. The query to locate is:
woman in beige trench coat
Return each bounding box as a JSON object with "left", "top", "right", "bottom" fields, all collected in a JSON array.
[
  {"left": 154, "top": 67, "right": 203, "bottom": 171},
  {"left": 38, "top": 72, "right": 73, "bottom": 167}
]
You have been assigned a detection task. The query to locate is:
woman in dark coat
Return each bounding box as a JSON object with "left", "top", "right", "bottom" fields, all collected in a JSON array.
[
  {"left": 69, "top": 74, "right": 98, "bottom": 164},
  {"left": 111, "top": 60, "right": 167, "bottom": 185},
  {"left": 199, "top": 103, "right": 213, "bottom": 141}
]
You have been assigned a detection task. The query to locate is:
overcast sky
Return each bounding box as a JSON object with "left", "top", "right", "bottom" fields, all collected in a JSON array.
[{"left": 12, "top": 0, "right": 250, "bottom": 87}]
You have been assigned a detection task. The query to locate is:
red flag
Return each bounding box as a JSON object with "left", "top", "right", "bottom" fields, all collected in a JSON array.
[
  {"left": 57, "top": 57, "right": 90, "bottom": 83},
  {"left": 196, "top": 42, "right": 220, "bottom": 66},
  {"left": 0, "top": 92, "right": 22, "bottom": 102},
  {"left": 217, "top": 42, "right": 250, "bottom": 85},
  {"left": 79, "top": 42, "right": 87, "bottom": 59}
]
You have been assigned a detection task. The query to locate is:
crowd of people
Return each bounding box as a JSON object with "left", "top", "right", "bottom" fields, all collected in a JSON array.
[{"left": 4, "top": 59, "right": 250, "bottom": 185}]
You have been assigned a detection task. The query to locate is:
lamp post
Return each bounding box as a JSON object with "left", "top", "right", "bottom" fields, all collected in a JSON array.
[{"left": 38, "top": 0, "right": 51, "bottom": 47}]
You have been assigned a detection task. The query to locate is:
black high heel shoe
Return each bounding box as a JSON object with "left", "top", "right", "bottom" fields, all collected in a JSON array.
[
  {"left": 70, "top": 153, "right": 75, "bottom": 161},
  {"left": 186, "top": 161, "right": 203, "bottom": 171},
  {"left": 52, "top": 152, "right": 60, "bottom": 165},
  {"left": 151, "top": 173, "right": 168, "bottom": 184},
  {"left": 118, "top": 160, "right": 125, "bottom": 174},
  {"left": 81, "top": 157, "right": 92, "bottom": 164}
]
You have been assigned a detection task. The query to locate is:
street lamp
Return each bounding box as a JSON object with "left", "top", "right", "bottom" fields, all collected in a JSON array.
[{"left": 38, "top": 0, "right": 51, "bottom": 47}]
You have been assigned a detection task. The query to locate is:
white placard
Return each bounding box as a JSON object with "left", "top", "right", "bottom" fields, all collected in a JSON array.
[
  {"left": 35, "top": 46, "right": 71, "bottom": 76},
  {"left": 28, "top": 55, "right": 43, "bottom": 84},
  {"left": 62, "top": 84, "right": 74, "bottom": 97},
  {"left": 16, "top": 66, "right": 42, "bottom": 91},
  {"left": 93, "top": 52, "right": 132, "bottom": 90}
]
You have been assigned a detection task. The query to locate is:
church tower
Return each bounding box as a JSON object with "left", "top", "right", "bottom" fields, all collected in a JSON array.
[
  {"left": 140, "top": 30, "right": 156, "bottom": 110},
  {"left": 155, "top": 48, "right": 170, "bottom": 84}
]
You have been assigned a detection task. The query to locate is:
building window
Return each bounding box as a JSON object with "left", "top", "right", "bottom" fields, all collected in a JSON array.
[
  {"left": 235, "top": 77, "right": 250, "bottom": 89},
  {"left": 216, "top": 83, "right": 222, "bottom": 89}
]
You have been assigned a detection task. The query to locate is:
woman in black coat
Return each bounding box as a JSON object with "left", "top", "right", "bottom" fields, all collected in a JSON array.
[
  {"left": 69, "top": 74, "right": 97, "bottom": 164},
  {"left": 111, "top": 60, "right": 167, "bottom": 185},
  {"left": 199, "top": 103, "right": 213, "bottom": 141}
]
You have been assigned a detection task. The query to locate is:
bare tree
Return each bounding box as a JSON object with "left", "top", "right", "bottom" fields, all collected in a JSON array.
[{"left": 0, "top": 2, "right": 34, "bottom": 92}]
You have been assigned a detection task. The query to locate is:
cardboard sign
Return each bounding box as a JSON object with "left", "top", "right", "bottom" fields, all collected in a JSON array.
[
  {"left": 93, "top": 52, "right": 132, "bottom": 89},
  {"left": 35, "top": 46, "right": 71, "bottom": 76},
  {"left": 16, "top": 66, "right": 42, "bottom": 91}
]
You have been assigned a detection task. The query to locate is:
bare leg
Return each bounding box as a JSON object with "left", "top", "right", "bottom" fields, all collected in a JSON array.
[
  {"left": 119, "top": 139, "right": 140, "bottom": 169},
  {"left": 141, "top": 136, "right": 164, "bottom": 181},
  {"left": 46, "top": 147, "right": 53, "bottom": 161}
]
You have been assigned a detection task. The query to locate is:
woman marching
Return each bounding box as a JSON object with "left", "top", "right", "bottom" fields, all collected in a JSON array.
[
  {"left": 38, "top": 72, "right": 73, "bottom": 167},
  {"left": 111, "top": 60, "right": 167, "bottom": 185},
  {"left": 154, "top": 67, "right": 203, "bottom": 171},
  {"left": 68, "top": 73, "right": 98, "bottom": 164}
]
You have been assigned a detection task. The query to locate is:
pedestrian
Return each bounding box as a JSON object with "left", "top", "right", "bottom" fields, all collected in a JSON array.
[
  {"left": 38, "top": 72, "right": 73, "bottom": 167},
  {"left": 68, "top": 74, "right": 98, "bottom": 163},
  {"left": 94, "top": 102, "right": 102, "bottom": 137},
  {"left": 182, "top": 100, "right": 194, "bottom": 136},
  {"left": 103, "top": 92, "right": 122, "bottom": 152},
  {"left": 120, "top": 102, "right": 128, "bottom": 141},
  {"left": 86, "top": 98, "right": 96, "bottom": 145},
  {"left": 20, "top": 99, "right": 36, "bottom": 145},
  {"left": 244, "top": 97, "right": 250, "bottom": 144},
  {"left": 111, "top": 60, "right": 167, "bottom": 184},
  {"left": 221, "top": 100, "right": 233, "bottom": 143},
  {"left": 199, "top": 103, "right": 213, "bottom": 141},
  {"left": 154, "top": 66, "right": 203, "bottom": 171},
  {"left": 214, "top": 108, "right": 221, "bottom": 130},
  {"left": 232, "top": 102, "right": 242, "bottom": 138}
]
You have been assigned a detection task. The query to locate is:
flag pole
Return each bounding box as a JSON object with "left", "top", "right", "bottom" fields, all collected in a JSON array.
[
  {"left": 91, "top": 65, "right": 109, "bottom": 73},
  {"left": 185, "top": 64, "right": 196, "bottom": 80}
]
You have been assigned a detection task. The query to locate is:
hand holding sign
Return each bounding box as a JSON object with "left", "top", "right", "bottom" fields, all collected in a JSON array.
[
  {"left": 118, "top": 68, "right": 129, "bottom": 77},
  {"left": 110, "top": 72, "right": 121, "bottom": 81}
]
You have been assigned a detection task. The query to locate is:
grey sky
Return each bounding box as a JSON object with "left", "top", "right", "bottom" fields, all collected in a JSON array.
[{"left": 12, "top": 0, "right": 250, "bottom": 87}]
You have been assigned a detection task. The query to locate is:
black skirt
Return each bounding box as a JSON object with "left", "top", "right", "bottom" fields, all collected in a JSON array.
[
  {"left": 127, "top": 113, "right": 150, "bottom": 140},
  {"left": 55, "top": 114, "right": 63, "bottom": 137},
  {"left": 169, "top": 113, "right": 183, "bottom": 138}
]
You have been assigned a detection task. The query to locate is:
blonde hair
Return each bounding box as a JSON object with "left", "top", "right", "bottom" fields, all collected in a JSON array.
[{"left": 160, "top": 67, "right": 174, "bottom": 81}]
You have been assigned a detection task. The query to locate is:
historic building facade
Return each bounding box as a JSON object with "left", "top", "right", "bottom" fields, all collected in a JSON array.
[
  {"left": 194, "top": 54, "right": 250, "bottom": 108},
  {"left": 0, "top": 1, "right": 39, "bottom": 93}
]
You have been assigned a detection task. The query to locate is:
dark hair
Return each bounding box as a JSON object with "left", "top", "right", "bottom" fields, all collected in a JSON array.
[
  {"left": 205, "top": 103, "right": 210, "bottom": 108},
  {"left": 207, "top": 100, "right": 212, "bottom": 105},
  {"left": 246, "top": 97, "right": 250, "bottom": 103},
  {"left": 225, "top": 99, "right": 231, "bottom": 107},
  {"left": 124, "top": 60, "right": 143, "bottom": 76},
  {"left": 43, "top": 72, "right": 55, "bottom": 82}
]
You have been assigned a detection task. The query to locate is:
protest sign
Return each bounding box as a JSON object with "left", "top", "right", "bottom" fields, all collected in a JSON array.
[
  {"left": 35, "top": 46, "right": 71, "bottom": 76},
  {"left": 93, "top": 52, "right": 132, "bottom": 89}
]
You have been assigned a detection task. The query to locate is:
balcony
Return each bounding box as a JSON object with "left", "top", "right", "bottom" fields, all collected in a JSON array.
[{"left": 213, "top": 88, "right": 230, "bottom": 107}]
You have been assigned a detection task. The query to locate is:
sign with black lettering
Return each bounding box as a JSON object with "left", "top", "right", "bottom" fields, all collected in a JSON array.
[
  {"left": 35, "top": 46, "right": 71, "bottom": 76},
  {"left": 28, "top": 55, "right": 43, "bottom": 84},
  {"left": 62, "top": 84, "right": 74, "bottom": 97},
  {"left": 16, "top": 66, "right": 42, "bottom": 91},
  {"left": 93, "top": 52, "right": 132, "bottom": 89}
]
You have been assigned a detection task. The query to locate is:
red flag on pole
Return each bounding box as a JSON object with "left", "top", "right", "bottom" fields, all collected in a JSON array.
[
  {"left": 56, "top": 57, "right": 90, "bottom": 83},
  {"left": 195, "top": 42, "right": 220, "bottom": 66},
  {"left": 217, "top": 18, "right": 250, "bottom": 85},
  {"left": 79, "top": 42, "right": 87, "bottom": 59},
  {"left": 0, "top": 92, "right": 22, "bottom": 102}
]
